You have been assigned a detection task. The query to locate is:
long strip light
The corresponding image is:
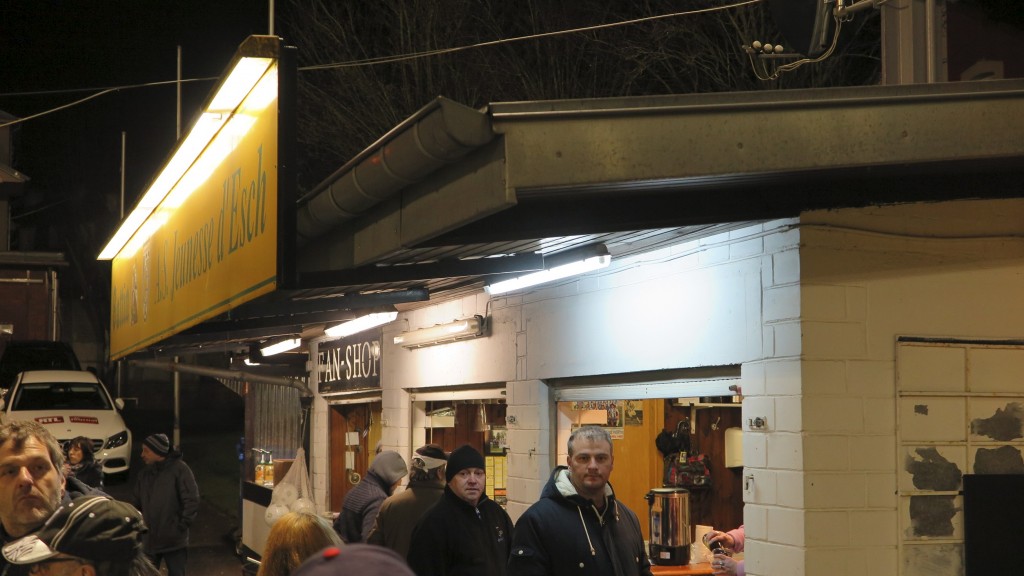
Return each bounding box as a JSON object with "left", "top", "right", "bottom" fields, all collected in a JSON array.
[
  {"left": 325, "top": 311, "right": 398, "bottom": 338},
  {"left": 485, "top": 254, "right": 611, "bottom": 296},
  {"left": 260, "top": 338, "right": 301, "bottom": 357},
  {"left": 97, "top": 55, "right": 275, "bottom": 260},
  {"left": 394, "top": 316, "right": 485, "bottom": 349}
]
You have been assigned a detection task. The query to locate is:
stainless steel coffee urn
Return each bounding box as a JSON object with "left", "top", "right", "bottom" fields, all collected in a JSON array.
[{"left": 645, "top": 487, "right": 691, "bottom": 565}]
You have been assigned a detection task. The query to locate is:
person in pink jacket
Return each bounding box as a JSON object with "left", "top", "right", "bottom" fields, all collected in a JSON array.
[{"left": 705, "top": 525, "right": 745, "bottom": 576}]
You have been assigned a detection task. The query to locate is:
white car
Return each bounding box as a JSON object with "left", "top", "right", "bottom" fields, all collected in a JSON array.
[{"left": 0, "top": 370, "right": 132, "bottom": 476}]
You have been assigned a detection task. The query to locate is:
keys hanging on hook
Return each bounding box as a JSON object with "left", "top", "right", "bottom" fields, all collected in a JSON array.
[{"left": 711, "top": 416, "right": 721, "bottom": 431}]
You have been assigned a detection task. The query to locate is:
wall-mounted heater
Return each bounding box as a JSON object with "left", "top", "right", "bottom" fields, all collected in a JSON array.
[{"left": 394, "top": 315, "right": 485, "bottom": 349}]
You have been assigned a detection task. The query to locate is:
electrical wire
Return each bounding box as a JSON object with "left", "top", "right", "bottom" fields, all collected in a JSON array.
[
  {"left": 301, "top": 0, "right": 763, "bottom": 72},
  {"left": 748, "top": 14, "right": 843, "bottom": 81},
  {"left": 0, "top": 0, "right": 762, "bottom": 129}
]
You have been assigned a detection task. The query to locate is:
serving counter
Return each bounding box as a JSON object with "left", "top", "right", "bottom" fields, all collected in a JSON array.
[
  {"left": 651, "top": 562, "right": 714, "bottom": 575},
  {"left": 240, "top": 481, "right": 273, "bottom": 557}
]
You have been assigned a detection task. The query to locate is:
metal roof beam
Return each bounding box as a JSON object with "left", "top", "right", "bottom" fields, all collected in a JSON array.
[{"left": 300, "top": 253, "right": 544, "bottom": 287}]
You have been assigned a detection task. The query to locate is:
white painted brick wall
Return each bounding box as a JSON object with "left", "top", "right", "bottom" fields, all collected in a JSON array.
[
  {"left": 774, "top": 396, "right": 802, "bottom": 432},
  {"left": 764, "top": 285, "right": 800, "bottom": 322},
  {"left": 805, "top": 510, "right": 849, "bottom": 547},
  {"left": 772, "top": 321, "right": 803, "bottom": 358},
  {"left": 802, "top": 284, "right": 849, "bottom": 322},
  {"left": 803, "top": 435, "right": 850, "bottom": 471},
  {"left": 866, "top": 473, "right": 896, "bottom": 509},
  {"left": 504, "top": 380, "right": 552, "bottom": 522},
  {"left": 765, "top": 359, "right": 802, "bottom": 396},
  {"left": 849, "top": 435, "right": 895, "bottom": 471},
  {"left": 802, "top": 396, "right": 864, "bottom": 433},
  {"left": 802, "top": 321, "right": 867, "bottom": 359},
  {"left": 775, "top": 470, "right": 804, "bottom": 508},
  {"left": 766, "top": 432, "right": 803, "bottom": 470},
  {"left": 744, "top": 467, "right": 776, "bottom": 505},
  {"left": 804, "top": 472, "right": 866, "bottom": 509},
  {"left": 849, "top": 510, "right": 898, "bottom": 546},
  {"left": 773, "top": 250, "right": 801, "bottom": 285},
  {"left": 846, "top": 360, "right": 895, "bottom": 397},
  {"left": 767, "top": 506, "right": 806, "bottom": 546},
  {"left": 801, "top": 360, "right": 846, "bottom": 396}
]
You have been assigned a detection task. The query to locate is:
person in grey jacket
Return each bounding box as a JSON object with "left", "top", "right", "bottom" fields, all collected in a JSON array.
[
  {"left": 508, "top": 426, "right": 652, "bottom": 576},
  {"left": 131, "top": 433, "right": 199, "bottom": 576},
  {"left": 334, "top": 450, "right": 407, "bottom": 543}
]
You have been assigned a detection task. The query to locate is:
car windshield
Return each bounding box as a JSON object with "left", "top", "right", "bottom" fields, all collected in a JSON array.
[{"left": 11, "top": 382, "right": 111, "bottom": 411}]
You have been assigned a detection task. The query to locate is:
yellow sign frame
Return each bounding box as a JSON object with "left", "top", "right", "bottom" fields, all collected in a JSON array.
[{"left": 109, "top": 38, "right": 286, "bottom": 359}]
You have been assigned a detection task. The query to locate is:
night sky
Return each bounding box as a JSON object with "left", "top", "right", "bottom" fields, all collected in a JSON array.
[{"left": 1, "top": 1, "right": 269, "bottom": 219}]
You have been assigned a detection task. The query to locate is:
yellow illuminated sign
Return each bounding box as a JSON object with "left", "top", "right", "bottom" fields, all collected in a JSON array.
[{"left": 109, "top": 63, "right": 279, "bottom": 359}]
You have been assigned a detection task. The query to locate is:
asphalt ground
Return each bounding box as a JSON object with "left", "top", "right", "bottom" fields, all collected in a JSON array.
[{"left": 105, "top": 474, "right": 248, "bottom": 576}]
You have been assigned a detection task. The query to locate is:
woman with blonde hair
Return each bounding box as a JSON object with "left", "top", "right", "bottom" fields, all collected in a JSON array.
[{"left": 256, "top": 511, "right": 342, "bottom": 576}]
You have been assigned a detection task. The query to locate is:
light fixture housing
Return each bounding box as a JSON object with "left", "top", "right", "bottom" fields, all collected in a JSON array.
[
  {"left": 394, "top": 315, "right": 485, "bottom": 349},
  {"left": 98, "top": 38, "right": 280, "bottom": 260},
  {"left": 485, "top": 244, "right": 611, "bottom": 296},
  {"left": 260, "top": 337, "right": 301, "bottom": 357},
  {"left": 325, "top": 310, "right": 398, "bottom": 338}
]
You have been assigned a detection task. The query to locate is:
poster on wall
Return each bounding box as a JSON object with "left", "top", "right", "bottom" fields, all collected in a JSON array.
[
  {"left": 624, "top": 400, "right": 643, "bottom": 426},
  {"left": 571, "top": 401, "right": 627, "bottom": 427}
]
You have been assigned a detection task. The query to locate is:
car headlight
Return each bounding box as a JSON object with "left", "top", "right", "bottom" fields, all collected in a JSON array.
[{"left": 105, "top": 431, "right": 129, "bottom": 449}]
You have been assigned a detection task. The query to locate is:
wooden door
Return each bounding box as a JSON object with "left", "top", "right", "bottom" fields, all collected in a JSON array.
[
  {"left": 329, "top": 403, "right": 380, "bottom": 511},
  {"left": 609, "top": 398, "right": 664, "bottom": 542}
]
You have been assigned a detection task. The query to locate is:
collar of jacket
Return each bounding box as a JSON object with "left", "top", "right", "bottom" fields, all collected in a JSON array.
[{"left": 551, "top": 466, "right": 616, "bottom": 507}]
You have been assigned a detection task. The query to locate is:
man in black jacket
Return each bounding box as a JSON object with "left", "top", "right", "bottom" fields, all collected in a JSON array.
[
  {"left": 130, "top": 434, "right": 199, "bottom": 576},
  {"left": 0, "top": 420, "right": 103, "bottom": 576},
  {"left": 508, "top": 425, "right": 652, "bottom": 576},
  {"left": 407, "top": 444, "right": 514, "bottom": 576}
]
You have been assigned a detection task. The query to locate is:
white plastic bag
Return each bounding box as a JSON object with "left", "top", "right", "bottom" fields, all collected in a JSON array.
[{"left": 267, "top": 448, "right": 315, "bottom": 525}]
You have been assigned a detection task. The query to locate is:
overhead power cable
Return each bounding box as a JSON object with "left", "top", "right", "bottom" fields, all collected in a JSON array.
[{"left": 0, "top": 0, "right": 762, "bottom": 129}]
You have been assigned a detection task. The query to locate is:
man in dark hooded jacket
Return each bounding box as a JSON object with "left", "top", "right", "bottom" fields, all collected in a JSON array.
[
  {"left": 508, "top": 426, "right": 652, "bottom": 576},
  {"left": 334, "top": 450, "right": 407, "bottom": 543},
  {"left": 131, "top": 433, "right": 199, "bottom": 576},
  {"left": 0, "top": 420, "right": 104, "bottom": 576}
]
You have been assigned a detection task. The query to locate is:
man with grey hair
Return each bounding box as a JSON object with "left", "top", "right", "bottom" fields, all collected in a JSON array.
[
  {"left": 508, "top": 425, "right": 652, "bottom": 576},
  {"left": 0, "top": 420, "right": 104, "bottom": 575},
  {"left": 367, "top": 444, "right": 447, "bottom": 558}
]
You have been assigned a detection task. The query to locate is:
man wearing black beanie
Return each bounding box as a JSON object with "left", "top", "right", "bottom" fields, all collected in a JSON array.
[
  {"left": 407, "top": 444, "right": 514, "bottom": 576},
  {"left": 131, "top": 433, "right": 199, "bottom": 576}
]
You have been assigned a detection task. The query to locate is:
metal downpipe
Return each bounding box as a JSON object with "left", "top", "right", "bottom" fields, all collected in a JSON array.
[{"left": 129, "top": 359, "right": 312, "bottom": 398}]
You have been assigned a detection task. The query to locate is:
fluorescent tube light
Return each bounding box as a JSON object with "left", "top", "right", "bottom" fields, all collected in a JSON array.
[
  {"left": 97, "top": 54, "right": 275, "bottom": 260},
  {"left": 485, "top": 254, "right": 611, "bottom": 296},
  {"left": 394, "top": 316, "right": 484, "bottom": 349},
  {"left": 260, "top": 338, "right": 301, "bottom": 357},
  {"left": 325, "top": 311, "right": 398, "bottom": 338}
]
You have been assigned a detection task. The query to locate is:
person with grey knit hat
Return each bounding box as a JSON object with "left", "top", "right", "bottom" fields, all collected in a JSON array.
[
  {"left": 407, "top": 444, "right": 514, "bottom": 576},
  {"left": 130, "top": 433, "right": 199, "bottom": 576},
  {"left": 334, "top": 450, "right": 407, "bottom": 543},
  {"left": 367, "top": 444, "right": 448, "bottom": 558}
]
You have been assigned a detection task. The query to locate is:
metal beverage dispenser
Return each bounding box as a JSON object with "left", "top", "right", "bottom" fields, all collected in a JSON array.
[{"left": 645, "top": 487, "right": 691, "bottom": 565}]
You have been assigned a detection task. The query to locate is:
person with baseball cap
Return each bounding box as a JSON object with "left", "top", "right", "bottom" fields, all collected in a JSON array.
[
  {"left": 129, "top": 433, "right": 199, "bottom": 576},
  {"left": 2, "top": 495, "right": 159, "bottom": 576},
  {"left": 366, "top": 444, "right": 447, "bottom": 558},
  {"left": 0, "top": 421, "right": 105, "bottom": 575},
  {"left": 407, "top": 444, "right": 514, "bottom": 576}
]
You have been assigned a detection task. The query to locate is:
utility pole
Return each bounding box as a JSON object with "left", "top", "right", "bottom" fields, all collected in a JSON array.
[{"left": 880, "top": 0, "right": 948, "bottom": 84}]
